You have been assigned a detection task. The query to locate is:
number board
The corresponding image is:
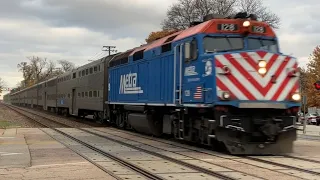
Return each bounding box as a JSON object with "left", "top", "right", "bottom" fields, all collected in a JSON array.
[
  {"left": 217, "top": 24, "right": 239, "bottom": 31},
  {"left": 251, "top": 25, "right": 266, "bottom": 33}
]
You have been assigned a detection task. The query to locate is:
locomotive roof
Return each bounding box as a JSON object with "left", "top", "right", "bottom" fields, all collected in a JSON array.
[{"left": 126, "top": 18, "right": 276, "bottom": 57}]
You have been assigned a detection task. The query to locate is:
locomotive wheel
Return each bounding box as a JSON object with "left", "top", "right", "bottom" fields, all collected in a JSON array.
[
  {"left": 116, "top": 112, "right": 126, "bottom": 129},
  {"left": 93, "top": 112, "right": 99, "bottom": 121},
  {"left": 97, "top": 112, "right": 105, "bottom": 124},
  {"left": 148, "top": 112, "right": 163, "bottom": 137}
]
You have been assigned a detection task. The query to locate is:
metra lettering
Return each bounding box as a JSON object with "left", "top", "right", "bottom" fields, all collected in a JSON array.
[
  {"left": 119, "top": 72, "right": 143, "bottom": 94},
  {"left": 184, "top": 66, "right": 198, "bottom": 76}
]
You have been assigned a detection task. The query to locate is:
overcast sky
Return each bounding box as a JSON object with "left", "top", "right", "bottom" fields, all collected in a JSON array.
[{"left": 0, "top": 0, "right": 318, "bottom": 96}]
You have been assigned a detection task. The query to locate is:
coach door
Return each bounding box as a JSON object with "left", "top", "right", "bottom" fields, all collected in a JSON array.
[{"left": 72, "top": 89, "right": 76, "bottom": 115}]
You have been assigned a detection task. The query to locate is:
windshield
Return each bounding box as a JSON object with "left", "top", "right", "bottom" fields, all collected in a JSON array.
[
  {"left": 203, "top": 37, "right": 243, "bottom": 53},
  {"left": 247, "top": 38, "right": 278, "bottom": 53}
]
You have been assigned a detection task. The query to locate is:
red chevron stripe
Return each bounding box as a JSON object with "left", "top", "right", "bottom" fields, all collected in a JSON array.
[
  {"left": 216, "top": 59, "right": 256, "bottom": 100},
  {"left": 256, "top": 51, "right": 268, "bottom": 58},
  {"left": 239, "top": 52, "right": 259, "bottom": 71},
  {"left": 223, "top": 53, "right": 289, "bottom": 96},
  {"left": 265, "top": 54, "right": 279, "bottom": 70},
  {"left": 290, "top": 81, "right": 299, "bottom": 94},
  {"left": 216, "top": 78, "right": 229, "bottom": 92},
  {"left": 261, "top": 56, "right": 291, "bottom": 97},
  {"left": 224, "top": 54, "right": 266, "bottom": 95},
  {"left": 216, "top": 52, "right": 298, "bottom": 101},
  {"left": 272, "top": 79, "right": 291, "bottom": 100},
  {"left": 215, "top": 59, "right": 224, "bottom": 67}
]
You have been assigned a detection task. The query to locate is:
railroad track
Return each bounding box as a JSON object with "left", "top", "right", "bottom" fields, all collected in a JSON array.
[
  {"left": 282, "top": 155, "right": 320, "bottom": 164},
  {"left": 5, "top": 104, "right": 239, "bottom": 180},
  {"left": 7, "top": 105, "right": 319, "bottom": 179},
  {"left": 4, "top": 105, "right": 165, "bottom": 180}
]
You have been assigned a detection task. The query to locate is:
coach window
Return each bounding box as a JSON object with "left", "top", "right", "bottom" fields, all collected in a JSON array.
[
  {"left": 90, "top": 67, "right": 93, "bottom": 74},
  {"left": 93, "top": 91, "right": 97, "bottom": 97},
  {"left": 78, "top": 93, "right": 81, "bottom": 97},
  {"left": 82, "top": 70, "right": 85, "bottom": 76},
  {"left": 79, "top": 72, "right": 81, "bottom": 77},
  {"left": 86, "top": 69, "right": 88, "bottom": 75},
  {"left": 89, "top": 91, "right": 92, "bottom": 97},
  {"left": 98, "top": 65, "right": 101, "bottom": 71},
  {"left": 73, "top": 73, "right": 76, "bottom": 79},
  {"left": 82, "top": 92, "right": 84, "bottom": 98},
  {"left": 94, "top": 66, "right": 97, "bottom": 72},
  {"left": 85, "top": 92, "right": 88, "bottom": 97}
]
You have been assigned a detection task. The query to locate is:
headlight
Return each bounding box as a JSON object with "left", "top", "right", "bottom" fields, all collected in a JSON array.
[
  {"left": 258, "top": 68, "right": 267, "bottom": 75},
  {"left": 243, "top": 21, "right": 250, "bottom": 27},
  {"left": 222, "top": 91, "right": 230, "bottom": 100},
  {"left": 258, "top": 60, "right": 266, "bottom": 68},
  {"left": 292, "top": 93, "right": 301, "bottom": 101}
]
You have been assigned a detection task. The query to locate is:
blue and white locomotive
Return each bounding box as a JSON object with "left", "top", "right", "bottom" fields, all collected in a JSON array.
[{"left": 106, "top": 13, "right": 301, "bottom": 154}]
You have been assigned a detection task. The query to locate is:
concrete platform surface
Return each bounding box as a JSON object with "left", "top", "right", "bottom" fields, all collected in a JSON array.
[
  {"left": 297, "top": 124, "right": 320, "bottom": 141},
  {"left": 0, "top": 128, "right": 116, "bottom": 180}
]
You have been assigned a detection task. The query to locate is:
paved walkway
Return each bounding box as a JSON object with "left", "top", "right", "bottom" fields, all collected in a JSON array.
[
  {"left": 0, "top": 128, "right": 116, "bottom": 180},
  {"left": 296, "top": 124, "right": 320, "bottom": 140}
]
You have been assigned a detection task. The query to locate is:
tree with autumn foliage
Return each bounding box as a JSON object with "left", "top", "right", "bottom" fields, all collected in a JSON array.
[
  {"left": 145, "top": 30, "right": 179, "bottom": 43},
  {"left": 302, "top": 46, "right": 320, "bottom": 108}
]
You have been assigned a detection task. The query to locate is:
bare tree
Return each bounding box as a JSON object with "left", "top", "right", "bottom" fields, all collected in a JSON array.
[
  {"left": 0, "top": 77, "right": 5, "bottom": 89},
  {"left": 16, "top": 56, "right": 77, "bottom": 89},
  {"left": 236, "top": 0, "right": 280, "bottom": 29},
  {"left": 29, "top": 56, "right": 47, "bottom": 82},
  {"left": 161, "top": 0, "right": 280, "bottom": 30},
  {"left": 17, "top": 62, "right": 33, "bottom": 84},
  {"left": 58, "top": 60, "right": 76, "bottom": 72}
]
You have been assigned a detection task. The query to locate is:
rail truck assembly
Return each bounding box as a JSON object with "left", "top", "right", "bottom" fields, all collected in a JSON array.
[{"left": 5, "top": 12, "right": 301, "bottom": 154}]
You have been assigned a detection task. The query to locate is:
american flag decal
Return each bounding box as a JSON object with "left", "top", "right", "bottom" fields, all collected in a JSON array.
[{"left": 194, "top": 86, "right": 202, "bottom": 99}]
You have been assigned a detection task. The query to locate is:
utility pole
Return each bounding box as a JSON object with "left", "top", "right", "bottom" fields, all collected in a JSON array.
[{"left": 102, "top": 46, "right": 117, "bottom": 56}]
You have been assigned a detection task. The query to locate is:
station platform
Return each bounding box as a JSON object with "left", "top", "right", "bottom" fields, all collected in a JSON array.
[
  {"left": 0, "top": 128, "right": 116, "bottom": 180},
  {"left": 297, "top": 124, "right": 320, "bottom": 141}
]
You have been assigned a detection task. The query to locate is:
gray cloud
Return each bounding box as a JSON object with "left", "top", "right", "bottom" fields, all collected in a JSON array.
[{"left": 0, "top": 0, "right": 168, "bottom": 39}]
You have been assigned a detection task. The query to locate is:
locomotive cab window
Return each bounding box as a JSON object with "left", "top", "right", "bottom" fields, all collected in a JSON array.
[
  {"left": 247, "top": 38, "right": 278, "bottom": 53},
  {"left": 203, "top": 36, "right": 243, "bottom": 53},
  {"left": 185, "top": 39, "right": 198, "bottom": 62},
  {"left": 133, "top": 49, "right": 145, "bottom": 61}
]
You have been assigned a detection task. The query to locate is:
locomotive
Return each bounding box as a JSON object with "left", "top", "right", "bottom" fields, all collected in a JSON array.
[{"left": 6, "top": 12, "right": 301, "bottom": 155}]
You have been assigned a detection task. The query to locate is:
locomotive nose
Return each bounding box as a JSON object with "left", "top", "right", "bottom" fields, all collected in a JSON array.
[{"left": 214, "top": 51, "right": 299, "bottom": 102}]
